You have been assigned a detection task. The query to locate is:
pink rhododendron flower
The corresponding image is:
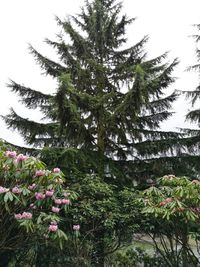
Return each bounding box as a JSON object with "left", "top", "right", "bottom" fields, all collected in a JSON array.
[
  {"left": 12, "top": 186, "right": 21, "bottom": 194},
  {"left": 14, "top": 213, "right": 22, "bottom": 220},
  {"left": 35, "top": 192, "right": 46, "bottom": 200},
  {"left": 28, "top": 183, "right": 36, "bottom": 190},
  {"left": 62, "top": 199, "right": 70, "bottom": 205},
  {"left": 159, "top": 198, "right": 173, "bottom": 206},
  {"left": 52, "top": 206, "right": 60, "bottom": 213},
  {"left": 4, "top": 151, "right": 17, "bottom": 158},
  {"left": 53, "top": 168, "right": 60, "bottom": 173},
  {"left": 30, "top": 203, "right": 37, "bottom": 209},
  {"left": 35, "top": 170, "right": 45, "bottom": 177},
  {"left": 190, "top": 207, "right": 200, "bottom": 212},
  {"left": 54, "top": 199, "right": 62, "bottom": 205},
  {"left": 22, "top": 212, "right": 32, "bottom": 219},
  {"left": 15, "top": 212, "right": 32, "bottom": 220},
  {"left": 159, "top": 201, "right": 165, "bottom": 207},
  {"left": 73, "top": 224, "right": 80, "bottom": 231},
  {"left": 16, "top": 154, "right": 28, "bottom": 162},
  {"left": 48, "top": 224, "right": 58, "bottom": 232},
  {"left": 0, "top": 186, "right": 9, "bottom": 193},
  {"left": 165, "top": 198, "right": 172, "bottom": 203},
  {"left": 45, "top": 190, "right": 54, "bottom": 197}
]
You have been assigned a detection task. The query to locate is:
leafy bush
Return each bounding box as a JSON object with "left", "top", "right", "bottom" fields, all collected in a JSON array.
[
  {"left": 0, "top": 142, "right": 78, "bottom": 266},
  {"left": 108, "top": 247, "right": 168, "bottom": 267},
  {"left": 140, "top": 175, "right": 200, "bottom": 267}
]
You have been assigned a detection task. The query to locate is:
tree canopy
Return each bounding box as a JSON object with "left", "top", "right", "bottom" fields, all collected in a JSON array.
[{"left": 2, "top": 0, "right": 183, "bottom": 182}]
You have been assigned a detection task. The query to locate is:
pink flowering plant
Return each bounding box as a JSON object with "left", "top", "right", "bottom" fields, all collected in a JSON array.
[
  {"left": 142, "top": 175, "right": 200, "bottom": 221},
  {"left": 139, "top": 175, "right": 200, "bottom": 266},
  {"left": 0, "top": 146, "right": 78, "bottom": 250}
]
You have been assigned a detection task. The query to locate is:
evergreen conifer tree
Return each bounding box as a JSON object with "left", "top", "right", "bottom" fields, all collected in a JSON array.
[
  {"left": 179, "top": 24, "right": 200, "bottom": 176},
  {"left": 185, "top": 25, "right": 200, "bottom": 124},
  {"left": 3, "top": 0, "right": 181, "bottom": 183}
]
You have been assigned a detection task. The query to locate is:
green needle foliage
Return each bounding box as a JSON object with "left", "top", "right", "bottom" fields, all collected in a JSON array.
[
  {"left": 184, "top": 24, "right": 200, "bottom": 128},
  {"left": 3, "top": 0, "right": 180, "bottom": 181},
  {"left": 179, "top": 24, "right": 200, "bottom": 176}
]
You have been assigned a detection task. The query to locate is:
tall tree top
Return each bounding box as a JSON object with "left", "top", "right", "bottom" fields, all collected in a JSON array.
[{"left": 2, "top": 0, "right": 182, "bottom": 180}]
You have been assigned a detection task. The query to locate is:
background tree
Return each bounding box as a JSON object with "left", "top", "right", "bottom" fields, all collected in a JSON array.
[
  {"left": 185, "top": 24, "right": 200, "bottom": 126},
  {"left": 2, "top": 0, "right": 181, "bottom": 183},
  {"left": 177, "top": 23, "right": 200, "bottom": 179}
]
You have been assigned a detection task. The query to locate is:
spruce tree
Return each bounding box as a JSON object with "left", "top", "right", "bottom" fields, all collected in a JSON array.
[
  {"left": 3, "top": 0, "right": 180, "bottom": 183},
  {"left": 179, "top": 24, "right": 200, "bottom": 176},
  {"left": 185, "top": 24, "right": 200, "bottom": 124}
]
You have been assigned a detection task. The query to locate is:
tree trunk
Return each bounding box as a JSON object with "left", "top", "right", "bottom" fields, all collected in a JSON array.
[
  {"left": 91, "top": 228, "right": 105, "bottom": 267},
  {"left": 181, "top": 226, "right": 189, "bottom": 267},
  {"left": 97, "top": 115, "right": 105, "bottom": 180}
]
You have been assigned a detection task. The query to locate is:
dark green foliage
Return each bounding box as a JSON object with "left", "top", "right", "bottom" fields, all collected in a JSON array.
[
  {"left": 2, "top": 0, "right": 181, "bottom": 182},
  {"left": 178, "top": 24, "right": 200, "bottom": 171},
  {"left": 109, "top": 247, "right": 168, "bottom": 267},
  {"left": 138, "top": 175, "right": 200, "bottom": 267},
  {"left": 62, "top": 174, "right": 140, "bottom": 266},
  {"left": 183, "top": 25, "right": 200, "bottom": 120}
]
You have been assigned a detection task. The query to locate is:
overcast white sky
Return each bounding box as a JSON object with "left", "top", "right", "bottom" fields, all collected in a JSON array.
[{"left": 0, "top": 0, "right": 200, "bottom": 146}]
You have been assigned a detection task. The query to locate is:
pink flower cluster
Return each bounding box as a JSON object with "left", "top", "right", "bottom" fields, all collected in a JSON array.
[
  {"left": 159, "top": 197, "right": 173, "bottom": 206},
  {"left": 62, "top": 199, "right": 70, "bottom": 205},
  {"left": 73, "top": 224, "right": 80, "bottom": 231},
  {"left": 30, "top": 203, "right": 37, "bottom": 209},
  {"left": 12, "top": 186, "right": 21, "bottom": 194},
  {"left": 48, "top": 221, "right": 58, "bottom": 232},
  {"left": 190, "top": 207, "right": 200, "bottom": 212},
  {"left": 54, "top": 198, "right": 70, "bottom": 205},
  {"left": 16, "top": 154, "right": 28, "bottom": 162},
  {"left": 15, "top": 212, "right": 32, "bottom": 220},
  {"left": 28, "top": 183, "right": 36, "bottom": 190},
  {"left": 176, "top": 207, "right": 200, "bottom": 213},
  {"left": 54, "top": 199, "right": 62, "bottom": 205},
  {"left": 4, "top": 151, "right": 17, "bottom": 158},
  {"left": 45, "top": 189, "right": 54, "bottom": 197},
  {"left": 2, "top": 154, "right": 74, "bottom": 237},
  {"left": 35, "top": 170, "right": 45, "bottom": 177},
  {"left": 52, "top": 206, "right": 60, "bottom": 213},
  {"left": 4, "top": 151, "right": 28, "bottom": 164},
  {"left": 53, "top": 168, "right": 60, "bottom": 173},
  {"left": 35, "top": 192, "right": 45, "bottom": 200},
  {"left": 0, "top": 186, "right": 9, "bottom": 193}
]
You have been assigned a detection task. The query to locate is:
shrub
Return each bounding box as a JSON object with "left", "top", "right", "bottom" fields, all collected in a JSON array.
[{"left": 0, "top": 143, "right": 78, "bottom": 266}]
